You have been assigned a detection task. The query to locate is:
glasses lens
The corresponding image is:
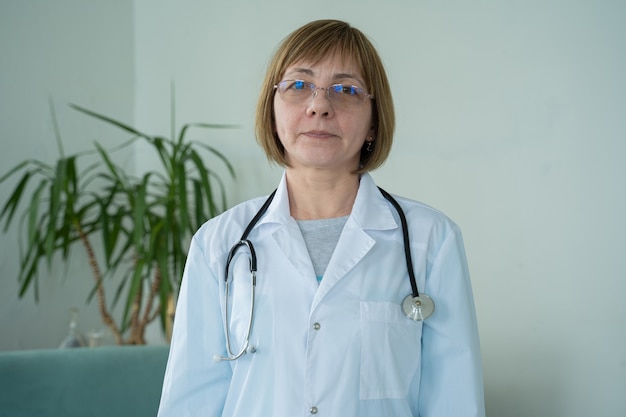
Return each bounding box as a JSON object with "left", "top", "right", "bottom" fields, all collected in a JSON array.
[
  {"left": 328, "top": 84, "right": 367, "bottom": 106},
  {"left": 276, "top": 80, "right": 371, "bottom": 108},
  {"left": 277, "top": 80, "right": 310, "bottom": 102}
]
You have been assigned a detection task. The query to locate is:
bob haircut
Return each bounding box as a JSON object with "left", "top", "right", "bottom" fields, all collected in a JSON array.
[{"left": 255, "top": 19, "right": 395, "bottom": 173}]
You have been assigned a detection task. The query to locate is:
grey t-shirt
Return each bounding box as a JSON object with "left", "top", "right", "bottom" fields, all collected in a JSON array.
[{"left": 296, "top": 215, "right": 349, "bottom": 282}]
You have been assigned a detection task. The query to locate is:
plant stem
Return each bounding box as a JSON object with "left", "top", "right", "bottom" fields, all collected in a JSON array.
[
  {"left": 139, "top": 265, "right": 162, "bottom": 337},
  {"left": 77, "top": 225, "right": 123, "bottom": 344},
  {"left": 128, "top": 281, "right": 144, "bottom": 344}
]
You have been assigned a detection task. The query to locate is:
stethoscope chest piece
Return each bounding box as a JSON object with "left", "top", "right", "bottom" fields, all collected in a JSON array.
[{"left": 402, "top": 293, "right": 435, "bottom": 321}]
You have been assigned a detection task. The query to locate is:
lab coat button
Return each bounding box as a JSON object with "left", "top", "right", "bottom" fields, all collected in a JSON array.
[
  {"left": 313, "top": 322, "right": 321, "bottom": 330},
  {"left": 310, "top": 406, "right": 318, "bottom": 414}
]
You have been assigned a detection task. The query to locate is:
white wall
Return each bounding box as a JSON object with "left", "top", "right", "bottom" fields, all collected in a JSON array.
[{"left": 1, "top": 1, "right": 625, "bottom": 416}]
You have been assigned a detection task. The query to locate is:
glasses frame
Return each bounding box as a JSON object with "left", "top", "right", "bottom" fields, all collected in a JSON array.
[{"left": 274, "top": 79, "right": 374, "bottom": 106}]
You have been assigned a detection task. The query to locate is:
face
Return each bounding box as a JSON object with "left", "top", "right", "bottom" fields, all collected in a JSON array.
[{"left": 273, "top": 54, "right": 373, "bottom": 174}]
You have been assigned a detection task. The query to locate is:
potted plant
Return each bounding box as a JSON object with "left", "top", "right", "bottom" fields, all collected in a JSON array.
[{"left": 0, "top": 103, "right": 235, "bottom": 345}]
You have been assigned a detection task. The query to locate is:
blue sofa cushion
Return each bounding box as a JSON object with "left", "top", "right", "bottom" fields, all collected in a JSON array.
[{"left": 0, "top": 345, "right": 169, "bottom": 417}]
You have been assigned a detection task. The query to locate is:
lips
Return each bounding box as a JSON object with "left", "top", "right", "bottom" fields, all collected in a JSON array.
[{"left": 303, "top": 130, "right": 336, "bottom": 138}]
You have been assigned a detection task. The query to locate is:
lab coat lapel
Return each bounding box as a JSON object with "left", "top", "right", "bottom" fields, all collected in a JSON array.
[
  {"left": 311, "top": 220, "right": 374, "bottom": 309},
  {"left": 256, "top": 173, "right": 319, "bottom": 293},
  {"left": 272, "top": 221, "right": 318, "bottom": 286},
  {"left": 311, "top": 174, "right": 398, "bottom": 311}
]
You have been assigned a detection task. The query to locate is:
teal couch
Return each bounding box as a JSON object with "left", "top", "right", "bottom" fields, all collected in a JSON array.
[{"left": 0, "top": 345, "right": 169, "bottom": 417}]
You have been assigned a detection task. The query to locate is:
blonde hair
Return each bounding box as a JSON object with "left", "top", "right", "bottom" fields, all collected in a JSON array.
[{"left": 255, "top": 19, "right": 395, "bottom": 173}]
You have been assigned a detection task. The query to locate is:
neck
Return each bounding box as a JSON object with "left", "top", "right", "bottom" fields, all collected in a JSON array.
[{"left": 285, "top": 169, "right": 360, "bottom": 220}]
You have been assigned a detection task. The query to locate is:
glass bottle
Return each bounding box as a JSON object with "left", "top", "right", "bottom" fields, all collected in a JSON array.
[{"left": 58, "top": 307, "right": 87, "bottom": 348}]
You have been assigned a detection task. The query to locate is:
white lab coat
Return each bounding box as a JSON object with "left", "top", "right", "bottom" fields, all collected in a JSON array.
[{"left": 157, "top": 172, "right": 485, "bottom": 417}]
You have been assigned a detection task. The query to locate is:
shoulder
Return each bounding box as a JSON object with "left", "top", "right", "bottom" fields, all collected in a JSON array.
[
  {"left": 191, "top": 194, "right": 272, "bottom": 257},
  {"left": 393, "top": 194, "right": 457, "bottom": 226},
  {"left": 360, "top": 174, "right": 462, "bottom": 244},
  {"left": 383, "top": 191, "right": 463, "bottom": 246}
]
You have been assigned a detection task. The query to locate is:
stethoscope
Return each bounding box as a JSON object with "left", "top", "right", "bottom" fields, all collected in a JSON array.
[{"left": 214, "top": 187, "right": 435, "bottom": 362}]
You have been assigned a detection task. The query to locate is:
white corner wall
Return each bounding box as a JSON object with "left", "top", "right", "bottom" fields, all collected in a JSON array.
[
  {"left": 0, "top": 1, "right": 135, "bottom": 349},
  {"left": 1, "top": 1, "right": 624, "bottom": 416}
]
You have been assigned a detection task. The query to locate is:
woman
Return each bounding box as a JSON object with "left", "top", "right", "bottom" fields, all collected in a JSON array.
[{"left": 158, "top": 19, "right": 485, "bottom": 417}]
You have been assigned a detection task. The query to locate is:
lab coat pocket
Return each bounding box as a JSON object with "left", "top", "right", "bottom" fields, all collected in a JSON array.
[{"left": 360, "top": 301, "right": 422, "bottom": 400}]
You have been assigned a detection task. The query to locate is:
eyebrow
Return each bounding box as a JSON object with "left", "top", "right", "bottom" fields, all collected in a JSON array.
[{"left": 285, "top": 68, "right": 366, "bottom": 86}]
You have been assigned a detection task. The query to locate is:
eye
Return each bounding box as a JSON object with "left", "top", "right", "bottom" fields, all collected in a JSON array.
[
  {"left": 333, "top": 84, "right": 359, "bottom": 95},
  {"left": 290, "top": 80, "right": 306, "bottom": 90}
]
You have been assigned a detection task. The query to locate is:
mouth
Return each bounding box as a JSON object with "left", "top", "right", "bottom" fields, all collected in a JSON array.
[{"left": 302, "top": 130, "right": 336, "bottom": 139}]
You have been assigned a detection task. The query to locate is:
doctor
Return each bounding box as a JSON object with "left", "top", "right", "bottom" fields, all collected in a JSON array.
[{"left": 158, "top": 19, "right": 485, "bottom": 417}]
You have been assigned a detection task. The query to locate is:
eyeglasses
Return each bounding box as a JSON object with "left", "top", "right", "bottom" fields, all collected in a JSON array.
[{"left": 274, "top": 79, "right": 373, "bottom": 109}]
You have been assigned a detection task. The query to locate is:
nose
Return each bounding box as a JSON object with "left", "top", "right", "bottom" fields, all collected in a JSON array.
[{"left": 307, "top": 87, "right": 334, "bottom": 117}]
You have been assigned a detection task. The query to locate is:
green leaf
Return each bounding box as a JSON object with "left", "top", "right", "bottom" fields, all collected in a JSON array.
[
  {"left": 152, "top": 137, "right": 173, "bottom": 174},
  {"left": 44, "top": 160, "right": 67, "bottom": 267},
  {"left": 178, "top": 122, "right": 239, "bottom": 147},
  {"left": 95, "top": 142, "right": 128, "bottom": 188},
  {"left": 193, "top": 141, "right": 236, "bottom": 179},
  {"left": 187, "top": 150, "right": 216, "bottom": 217},
  {"left": 192, "top": 180, "right": 204, "bottom": 227},
  {"left": 70, "top": 104, "right": 152, "bottom": 140},
  {"left": 133, "top": 174, "right": 150, "bottom": 250},
  {"left": 155, "top": 244, "right": 172, "bottom": 330},
  {"left": 49, "top": 98, "right": 65, "bottom": 157},
  {"left": 175, "top": 161, "right": 191, "bottom": 234},
  {"left": 27, "top": 180, "right": 48, "bottom": 246},
  {"left": 121, "top": 258, "right": 145, "bottom": 329},
  {"left": 0, "top": 170, "right": 33, "bottom": 231},
  {"left": 0, "top": 160, "right": 32, "bottom": 183}
]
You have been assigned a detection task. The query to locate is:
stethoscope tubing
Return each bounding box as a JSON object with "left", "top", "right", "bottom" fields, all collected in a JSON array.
[
  {"left": 220, "top": 240, "right": 257, "bottom": 361},
  {"left": 377, "top": 187, "right": 420, "bottom": 298},
  {"left": 216, "top": 186, "right": 432, "bottom": 361},
  {"left": 229, "top": 187, "right": 418, "bottom": 296}
]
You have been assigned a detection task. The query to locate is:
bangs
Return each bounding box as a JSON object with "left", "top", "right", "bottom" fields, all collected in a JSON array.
[{"left": 274, "top": 21, "right": 374, "bottom": 90}]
